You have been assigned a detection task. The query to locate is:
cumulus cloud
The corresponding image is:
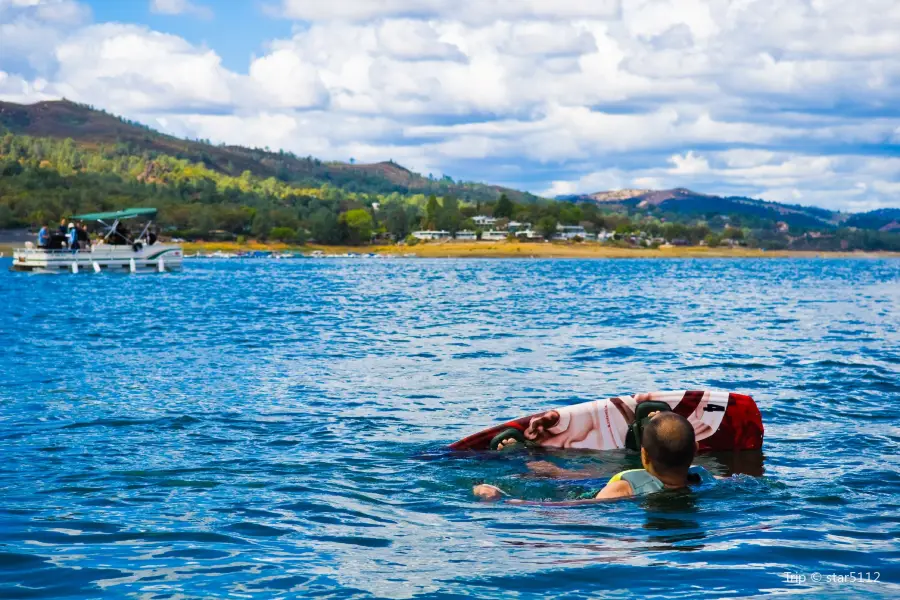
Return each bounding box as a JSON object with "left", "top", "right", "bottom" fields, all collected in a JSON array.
[
  {"left": 48, "top": 24, "right": 237, "bottom": 111},
  {"left": 669, "top": 151, "right": 710, "bottom": 175},
  {"left": 545, "top": 152, "right": 900, "bottom": 211},
  {"left": 0, "top": 70, "right": 53, "bottom": 103},
  {"left": 149, "top": 0, "right": 213, "bottom": 20},
  {"left": 0, "top": 0, "right": 90, "bottom": 74},
  {"left": 0, "top": 0, "right": 898, "bottom": 211},
  {"left": 248, "top": 49, "right": 328, "bottom": 109},
  {"left": 274, "top": 0, "right": 620, "bottom": 23},
  {"left": 0, "top": 0, "right": 89, "bottom": 22}
]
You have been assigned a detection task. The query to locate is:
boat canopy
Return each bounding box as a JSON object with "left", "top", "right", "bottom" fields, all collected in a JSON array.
[{"left": 70, "top": 208, "right": 157, "bottom": 221}]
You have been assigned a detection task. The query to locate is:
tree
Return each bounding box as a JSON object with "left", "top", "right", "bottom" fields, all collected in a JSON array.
[
  {"left": 537, "top": 216, "right": 558, "bottom": 240},
  {"left": 437, "top": 194, "right": 461, "bottom": 235},
  {"left": 559, "top": 204, "right": 583, "bottom": 225},
  {"left": 494, "top": 193, "right": 514, "bottom": 219},
  {"left": 724, "top": 226, "right": 745, "bottom": 241},
  {"left": 270, "top": 226, "right": 296, "bottom": 242},
  {"left": 704, "top": 233, "right": 722, "bottom": 247},
  {"left": 309, "top": 208, "right": 341, "bottom": 244},
  {"left": 424, "top": 194, "right": 439, "bottom": 229},
  {"left": 339, "top": 208, "right": 374, "bottom": 245},
  {"left": 251, "top": 210, "right": 272, "bottom": 240},
  {"left": 0, "top": 204, "right": 13, "bottom": 229},
  {"left": 384, "top": 202, "right": 418, "bottom": 241}
]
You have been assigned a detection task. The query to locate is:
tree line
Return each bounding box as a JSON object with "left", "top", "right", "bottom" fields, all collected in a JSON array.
[{"left": 1, "top": 132, "right": 898, "bottom": 251}]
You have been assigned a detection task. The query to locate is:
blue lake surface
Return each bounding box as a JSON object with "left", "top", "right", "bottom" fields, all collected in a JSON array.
[{"left": 1, "top": 257, "right": 899, "bottom": 599}]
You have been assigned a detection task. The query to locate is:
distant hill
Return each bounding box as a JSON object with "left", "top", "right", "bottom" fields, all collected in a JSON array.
[
  {"left": 559, "top": 187, "right": 894, "bottom": 231},
  {"left": 1, "top": 100, "right": 895, "bottom": 233},
  {"left": 0, "top": 99, "right": 538, "bottom": 203},
  {"left": 844, "top": 208, "right": 900, "bottom": 231},
  {"left": 589, "top": 189, "right": 652, "bottom": 202}
]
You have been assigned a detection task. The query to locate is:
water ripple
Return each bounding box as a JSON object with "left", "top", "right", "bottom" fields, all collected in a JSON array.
[{"left": 1, "top": 257, "right": 899, "bottom": 598}]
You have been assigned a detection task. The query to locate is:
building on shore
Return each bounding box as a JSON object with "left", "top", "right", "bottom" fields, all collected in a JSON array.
[
  {"left": 553, "top": 225, "right": 588, "bottom": 240},
  {"left": 455, "top": 230, "right": 477, "bottom": 240},
  {"left": 481, "top": 230, "right": 509, "bottom": 241},
  {"left": 412, "top": 230, "right": 450, "bottom": 240},
  {"left": 473, "top": 215, "right": 498, "bottom": 227},
  {"left": 516, "top": 229, "right": 544, "bottom": 240}
]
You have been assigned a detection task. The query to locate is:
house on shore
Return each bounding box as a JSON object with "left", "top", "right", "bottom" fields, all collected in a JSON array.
[
  {"left": 553, "top": 225, "right": 587, "bottom": 240},
  {"left": 412, "top": 230, "right": 450, "bottom": 240},
  {"left": 473, "top": 216, "right": 498, "bottom": 228}
]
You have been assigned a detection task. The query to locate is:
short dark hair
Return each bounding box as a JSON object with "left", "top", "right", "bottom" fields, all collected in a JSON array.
[{"left": 642, "top": 412, "right": 695, "bottom": 472}]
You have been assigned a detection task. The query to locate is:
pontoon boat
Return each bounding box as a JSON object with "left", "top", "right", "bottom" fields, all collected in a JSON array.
[{"left": 10, "top": 208, "right": 183, "bottom": 273}]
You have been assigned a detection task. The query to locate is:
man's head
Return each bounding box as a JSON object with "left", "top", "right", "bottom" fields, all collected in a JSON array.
[{"left": 640, "top": 412, "right": 696, "bottom": 476}]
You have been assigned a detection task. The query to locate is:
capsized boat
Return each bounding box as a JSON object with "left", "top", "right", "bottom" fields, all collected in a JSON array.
[{"left": 10, "top": 208, "right": 183, "bottom": 273}]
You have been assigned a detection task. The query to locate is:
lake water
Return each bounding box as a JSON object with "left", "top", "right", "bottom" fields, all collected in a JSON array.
[{"left": 1, "top": 257, "right": 899, "bottom": 599}]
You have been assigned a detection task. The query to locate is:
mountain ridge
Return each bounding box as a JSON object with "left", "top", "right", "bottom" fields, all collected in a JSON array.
[
  {"left": 0, "top": 100, "right": 895, "bottom": 230},
  {"left": 557, "top": 187, "right": 898, "bottom": 231},
  {"left": 0, "top": 99, "right": 539, "bottom": 204}
]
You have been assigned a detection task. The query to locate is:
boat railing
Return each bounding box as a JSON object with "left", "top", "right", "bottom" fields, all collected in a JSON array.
[
  {"left": 15, "top": 240, "right": 178, "bottom": 255},
  {"left": 14, "top": 246, "right": 99, "bottom": 256}
]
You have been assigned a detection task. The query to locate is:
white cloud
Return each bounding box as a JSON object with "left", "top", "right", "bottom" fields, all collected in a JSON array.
[
  {"left": 0, "top": 0, "right": 898, "bottom": 211},
  {"left": 0, "top": 0, "right": 90, "bottom": 73},
  {"left": 248, "top": 49, "right": 327, "bottom": 109},
  {"left": 149, "top": 0, "right": 213, "bottom": 20},
  {"left": 0, "top": 70, "right": 53, "bottom": 103},
  {"left": 275, "top": 0, "right": 619, "bottom": 23},
  {"left": 668, "top": 150, "right": 710, "bottom": 174},
  {"left": 0, "top": 0, "right": 89, "bottom": 22},
  {"left": 544, "top": 152, "right": 900, "bottom": 211},
  {"left": 48, "top": 24, "right": 237, "bottom": 111}
]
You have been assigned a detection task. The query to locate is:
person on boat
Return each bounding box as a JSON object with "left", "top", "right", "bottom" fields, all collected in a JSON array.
[
  {"left": 111, "top": 222, "right": 131, "bottom": 245},
  {"left": 77, "top": 222, "right": 91, "bottom": 250},
  {"left": 473, "top": 412, "right": 714, "bottom": 503},
  {"left": 67, "top": 222, "right": 80, "bottom": 251},
  {"left": 58, "top": 218, "right": 67, "bottom": 235},
  {"left": 37, "top": 224, "right": 49, "bottom": 248}
]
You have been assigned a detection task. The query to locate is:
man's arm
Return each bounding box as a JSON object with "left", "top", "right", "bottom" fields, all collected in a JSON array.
[
  {"left": 506, "top": 481, "right": 633, "bottom": 506},
  {"left": 473, "top": 479, "right": 634, "bottom": 504},
  {"left": 525, "top": 460, "right": 606, "bottom": 480},
  {"left": 593, "top": 479, "right": 633, "bottom": 499}
]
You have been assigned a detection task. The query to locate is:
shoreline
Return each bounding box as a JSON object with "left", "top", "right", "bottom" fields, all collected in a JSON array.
[
  {"left": 180, "top": 241, "right": 900, "bottom": 259},
  {"left": 3, "top": 241, "right": 897, "bottom": 259}
]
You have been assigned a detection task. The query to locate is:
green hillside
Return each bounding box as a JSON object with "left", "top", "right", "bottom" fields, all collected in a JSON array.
[
  {"left": 0, "top": 99, "right": 538, "bottom": 203},
  {"left": 1, "top": 100, "right": 898, "bottom": 251}
]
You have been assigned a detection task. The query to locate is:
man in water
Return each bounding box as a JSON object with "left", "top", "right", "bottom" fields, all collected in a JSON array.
[{"left": 474, "top": 412, "right": 714, "bottom": 502}]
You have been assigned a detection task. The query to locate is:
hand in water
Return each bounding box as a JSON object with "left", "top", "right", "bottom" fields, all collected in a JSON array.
[
  {"left": 495, "top": 437, "right": 520, "bottom": 450},
  {"left": 526, "top": 460, "right": 564, "bottom": 477},
  {"left": 473, "top": 484, "right": 503, "bottom": 502}
]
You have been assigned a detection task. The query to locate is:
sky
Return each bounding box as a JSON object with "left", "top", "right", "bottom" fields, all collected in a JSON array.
[{"left": 0, "top": 0, "right": 898, "bottom": 212}]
